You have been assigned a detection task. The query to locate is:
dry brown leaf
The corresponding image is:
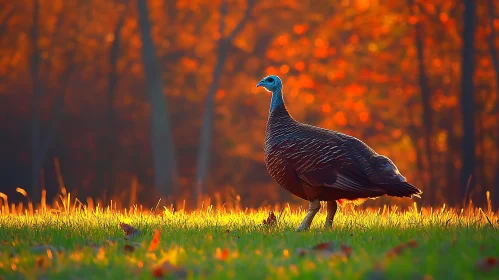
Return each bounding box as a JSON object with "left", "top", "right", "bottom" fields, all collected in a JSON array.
[
  {"left": 35, "top": 255, "right": 49, "bottom": 269},
  {"left": 120, "top": 222, "right": 140, "bottom": 240},
  {"left": 296, "top": 248, "right": 307, "bottom": 257},
  {"left": 123, "top": 244, "right": 136, "bottom": 253},
  {"left": 148, "top": 229, "right": 161, "bottom": 252},
  {"left": 263, "top": 211, "right": 277, "bottom": 226},
  {"left": 312, "top": 242, "right": 333, "bottom": 251},
  {"left": 386, "top": 244, "right": 407, "bottom": 257},
  {"left": 298, "top": 242, "right": 352, "bottom": 259},
  {"left": 386, "top": 240, "right": 419, "bottom": 258},
  {"left": 476, "top": 257, "right": 498, "bottom": 272},
  {"left": 341, "top": 244, "right": 353, "bottom": 257},
  {"left": 407, "top": 239, "right": 418, "bottom": 248},
  {"left": 152, "top": 261, "right": 187, "bottom": 279}
]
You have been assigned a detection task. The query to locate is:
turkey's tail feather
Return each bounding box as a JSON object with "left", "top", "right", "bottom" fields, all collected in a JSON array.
[{"left": 379, "top": 182, "right": 422, "bottom": 198}]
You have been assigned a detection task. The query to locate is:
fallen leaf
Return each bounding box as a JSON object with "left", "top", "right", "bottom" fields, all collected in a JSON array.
[
  {"left": 35, "top": 255, "right": 49, "bottom": 269},
  {"left": 312, "top": 242, "right": 333, "bottom": 251},
  {"left": 296, "top": 248, "right": 307, "bottom": 257},
  {"left": 215, "top": 248, "right": 229, "bottom": 261},
  {"left": 152, "top": 261, "right": 187, "bottom": 279},
  {"left": 476, "top": 256, "right": 498, "bottom": 272},
  {"left": 407, "top": 239, "right": 418, "bottom": 248},
  {"left": 263, "top": 211, "right": 277, "bottom": 226},
  {"left": 386, "top": 244, "right": 407, "bottom": 257},
  {"left": 148, "top": 229, "right": 161, "bottom": 252},
  {"left": 120, "top": 222, "right": 140, "bottom": 240},
  {"left": 386, "top": 239, "right": 419, "bottom": 258},
  {"left": 123, "top": 244, "right": 136, "bottom": 253},
  {"left": 341, "top": 244, "right": 353, "bottom": 257},
  {"left": 298, "top": 242, "right": 352, "bottom": 259}
]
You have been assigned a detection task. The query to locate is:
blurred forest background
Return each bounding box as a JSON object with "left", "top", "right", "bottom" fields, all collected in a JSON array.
[{"left": 1, "top": 0, "right": 499, "bottom": 209}]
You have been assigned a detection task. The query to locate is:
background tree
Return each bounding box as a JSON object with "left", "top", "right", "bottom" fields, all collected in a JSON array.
[
  {"left": 194, "top": 0, "right": 256, "bottom": 204},
  {"left": 486, "top": 0, "right": 499, "bottom": 206},
  {"left": 136, "top": 0, "right": 177, "bottom": 198},
  {"left": 30, "top": 0, "right": 42, "bottom": 201},
  {"left": 0, "top": 0, "right": 497, "bottom": 210},
  {"left": 460, "top": 0, "right": 476, "bottom": 203}
]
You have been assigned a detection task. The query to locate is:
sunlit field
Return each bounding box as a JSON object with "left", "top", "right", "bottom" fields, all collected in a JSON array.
[{"left": 0, "top": 191, "right": 498, "bottom": 280}]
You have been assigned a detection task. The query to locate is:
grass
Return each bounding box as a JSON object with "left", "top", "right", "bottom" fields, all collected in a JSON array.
[{"left": 0, "top": 198, "right": 498, "bottom": 279}]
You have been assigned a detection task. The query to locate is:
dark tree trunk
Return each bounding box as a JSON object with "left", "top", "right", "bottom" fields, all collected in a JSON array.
[
  {"left": 459, "top": 0, "right": 476, "bottom": 203},
  {"left": 444, "top": 110, "right": 459, "bottom": 206},
  {"left": 194, "top": 0, "right": 256, "bottom": 204},
  {"left": 136, "top": 0, "right": 177, "bottom": 197},
  {"left": 411, "top": 4, "right": 435, "bottom": 205},
  {"left": 407, "top": 123, "right": 426, "bottom": 193},
  {"left": 486, "top": 0, "right": 499, "bottom": 209},
  {"left": 96, "top": 7, "right": 127, "bottom": 197},
  {"left": 164, "top": 0, "right": 176, "bottom": 25},
  {"left": 476, "top": 111, "right": 486, "bottom": 206},
  {"left": 0, "top": 6, "right": 15, "bottom": 38},
  {"left": 29, "top": 1, "right": 80, "bottom": 201},
  {"left": 30, "top": 0, "right": 42, "bottom": 202}
]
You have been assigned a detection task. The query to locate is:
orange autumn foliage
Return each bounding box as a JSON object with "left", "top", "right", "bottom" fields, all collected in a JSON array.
[{"left": 0, "top": 0, "right": 497, "bottom": 209}]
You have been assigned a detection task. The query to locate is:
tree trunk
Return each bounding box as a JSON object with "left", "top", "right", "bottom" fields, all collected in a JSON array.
[
  {"left": 30, "top": 0, "right": 80, "bottom": 201},
  {"left": 136, "top": 0, "right": 177, "bottom": 197},
  {"left": 476, "top": 111, "right": 486, "bottom": 206},
  {"left": 96, "top": 8, "right": 127, "bottom": 198},
  {"left": 459, "top": 0, "right": 476, "bottom": 203},
  {"left": 0, "top": 6, "right": 15, "bottom": 38},
  {"left": 412, "top": 7, "right": 435, "bottom": 205},
  {"left": 444, "top": 110, "right": 459, "bottom": 206},
  {"left": 487, "top": 0, "right": 499, "bottom": 209},
  {"left": 30, "top": 0, "right": 42, "bottom": 202},
  {"left": 164, "top": 0, "right": 176, "bottom": 25},
  {"left": 194, "top": 0, "right": 255, "bottom": 204}
]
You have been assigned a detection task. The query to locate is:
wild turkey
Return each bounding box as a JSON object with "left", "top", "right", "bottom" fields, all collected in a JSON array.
[{"left": 256, "top": 75, "right": 422, "bottom": 231}]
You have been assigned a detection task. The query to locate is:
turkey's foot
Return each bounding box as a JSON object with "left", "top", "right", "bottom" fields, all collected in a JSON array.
[
  {"left": 296, "top": 199, "right": 320, "bottom": 232},
  {"left": 324, "top": 200, "right": 338, "bottom": 228}
]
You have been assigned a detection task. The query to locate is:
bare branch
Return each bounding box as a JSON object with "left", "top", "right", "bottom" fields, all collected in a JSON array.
[
  {"left": 164, "top": 0, "right": 177, "bottom": 24},
  {"left": 227, "top": 0, "right": 256, "bottom": 42},
  {"left": 487, "top": 0, "right": 499, "bottom": 113},
  {"left": 0, "top": 6, "right": 15, "bottom": 37},
  {"left": 219, "top": 0, "right": 228, "bottom": 40}
]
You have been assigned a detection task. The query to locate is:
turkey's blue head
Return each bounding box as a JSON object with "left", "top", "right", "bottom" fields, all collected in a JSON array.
[{"left": 256, "top": 75, "right": 282, "bottom": 93}]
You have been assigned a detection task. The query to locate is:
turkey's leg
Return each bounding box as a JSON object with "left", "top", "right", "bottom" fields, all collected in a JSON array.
[
  {"left": 296, "top": 199, "right": 320, "bottom": 232},
  {"left": 324, "top": 200, "right": 338, "bottom": 228}
]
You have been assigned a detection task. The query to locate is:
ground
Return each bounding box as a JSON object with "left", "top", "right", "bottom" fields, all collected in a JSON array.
[{"left": 0, "top": 203, "right": 498, "bottom": 279}]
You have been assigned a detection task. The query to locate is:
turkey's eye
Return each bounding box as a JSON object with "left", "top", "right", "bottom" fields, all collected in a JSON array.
[{"left": 267, "top": 77, "right": 274, "bottom": 83}]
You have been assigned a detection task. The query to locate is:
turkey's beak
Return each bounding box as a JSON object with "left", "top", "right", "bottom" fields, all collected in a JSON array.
[{"left": 256, "top": 80, "right": 265, "bottom": 87}]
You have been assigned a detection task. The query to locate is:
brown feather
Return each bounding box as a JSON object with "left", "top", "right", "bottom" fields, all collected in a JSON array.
[{"left": 264, "top": 103, "right": 422, "bottom": 202}]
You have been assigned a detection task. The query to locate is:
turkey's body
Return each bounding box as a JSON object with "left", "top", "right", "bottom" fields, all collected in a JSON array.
[
  {"left": 264, "top": 104, "right": 421, "bottom": 203},
  {"left": 257, "top": 74, "right": 421, "bottom": 231}
]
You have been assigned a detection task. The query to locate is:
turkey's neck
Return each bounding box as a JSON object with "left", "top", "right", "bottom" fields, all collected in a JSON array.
[{"left": 270, "top": 89, "right": 284, "bottom": 112}]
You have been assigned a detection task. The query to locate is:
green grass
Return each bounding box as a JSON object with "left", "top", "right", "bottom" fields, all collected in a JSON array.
[{"left": 0, "top": 204, "right": 498, "bottom": 279}]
